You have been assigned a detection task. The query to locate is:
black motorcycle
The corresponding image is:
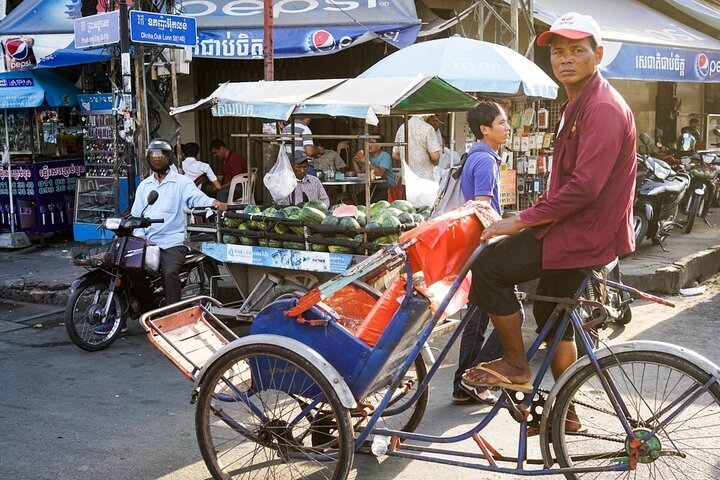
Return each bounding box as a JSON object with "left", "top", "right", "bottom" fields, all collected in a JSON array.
[
  {"left": 65, "top": 191, "right": 218, "bottom": 351},
  {"left": 633, "top": 133, "right": 691, "bottom": 249},
  {"left": 682, "top": 151, "right": 718, "bottom": 234}
]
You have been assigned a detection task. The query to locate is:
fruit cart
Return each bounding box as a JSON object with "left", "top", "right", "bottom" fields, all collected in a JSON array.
[{"left": 178, "top": 75, "right": 478, "bottom": 324}]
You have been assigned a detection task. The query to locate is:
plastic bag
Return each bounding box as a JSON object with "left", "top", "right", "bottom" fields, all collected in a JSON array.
[
  {"left": 264, "top": 147, "right": 297, "bottom": 202},
  {"left": 402, "top": 160, "right": 439, "bottom": 208}
]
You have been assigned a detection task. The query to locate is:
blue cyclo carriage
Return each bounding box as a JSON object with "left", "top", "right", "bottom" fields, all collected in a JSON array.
[{"left": 142, "top": 204, "right": 720, "bottom": 480}]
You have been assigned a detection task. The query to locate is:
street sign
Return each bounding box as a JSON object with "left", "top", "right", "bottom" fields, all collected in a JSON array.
[
  {"left": 74, "top": 11, "right": 120, "bottom": 49},
  {"left": 129, "top": 11, "right": 197, "bottom": 48}
]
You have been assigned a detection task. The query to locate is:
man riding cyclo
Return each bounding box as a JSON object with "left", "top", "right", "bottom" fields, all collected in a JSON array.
[{"left": 460, "top": 12, "right": 637, "bottom": 435}]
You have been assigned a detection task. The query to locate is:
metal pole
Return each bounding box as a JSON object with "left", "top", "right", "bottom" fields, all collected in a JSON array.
[
  {"left": 263, "top": 0, "right": 274, "bottom": 81},
  {"left": 119, "top": 0, "right": 136, "bottom": 203},
  {"left": 4, "top": 111, "right": 14, "bottom": 234}
]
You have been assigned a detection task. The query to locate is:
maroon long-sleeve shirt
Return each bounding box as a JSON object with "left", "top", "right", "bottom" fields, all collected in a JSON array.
[{"left": 520, "top": 73, "right": 637, "bottom": 269}]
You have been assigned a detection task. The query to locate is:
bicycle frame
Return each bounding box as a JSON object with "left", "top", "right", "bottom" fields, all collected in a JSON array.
[{"left": 347, "top": 243, "right": 715, "bottom": 476}]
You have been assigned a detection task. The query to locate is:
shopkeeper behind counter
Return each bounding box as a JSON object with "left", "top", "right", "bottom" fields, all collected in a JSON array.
[{"left": 277, "top": 151, "right": 330, "bottom": 208}]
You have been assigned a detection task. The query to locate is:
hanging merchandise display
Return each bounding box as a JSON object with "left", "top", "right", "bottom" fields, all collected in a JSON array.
[{"left": 74, "top": 93, "right": 133, "bottom": 242}]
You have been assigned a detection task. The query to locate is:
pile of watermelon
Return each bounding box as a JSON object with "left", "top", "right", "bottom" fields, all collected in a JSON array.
[{"left": 220, "top": 200, "right": 432, "bottom": 254}]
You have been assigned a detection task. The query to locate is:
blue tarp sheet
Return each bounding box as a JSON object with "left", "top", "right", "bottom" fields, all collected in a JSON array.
[{"left": 0, "top": 0, "right": 420, "bottom": 71}]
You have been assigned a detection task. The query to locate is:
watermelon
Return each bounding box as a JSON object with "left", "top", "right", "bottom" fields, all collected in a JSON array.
[
  {"left": 339, "top": 216, "right": 361, "bottom": 230},
  {"left": 269, "top": 210, "right": 288, "bottom": 234},
  {"left": 321, "top": 215, "right": 341, "bottom": 226},
  {"left": 357, "top": 204, "right": 367, "bottom": 214},
  {"left": 223, "top": 234, "right": 238, "bottom": 244},
  {"left": 412, "top": 213, "right": 424, "bottom": 224},
  {"left": 397, "top": 212, "right": 414, "bottom": 225},
  {"left": 356, "top": 213, "right": 367, "bottom": 227},
  {"left": 243, "top": 205, "right": 261, "bottom": 215},
  {"left": 299, "top": 206, "right": 326, "bottom": 224},
  {"left": 365, "top": 221, "right": 383, "bottom": 233},
  {"left": 390, "top": 200, "right": 415, "bottom": 214},
  {"left": 305, "top": 199, "right": 328, "bottom": 213},
  {"left": 283, "top": 206, "right": 302, "bottom": 216},
  {"left": 282, "top": 241, "right": 305, "bottom": 250},
  {"left": 288, "top": 214, "right": 305, "bottom": 235},
  {"left": 370, "top": 200, "right": 390, "bottom": 217},
  {"left": 258, "top": 238, "right": 268, "bottom": 247},
  {"left": 374, "top": 235, "right": 395, "bottom": 245},
  {"left": 329, "top": 203, "right": 346, "bottom": 212},
  {"left": 329, "top": 245, "right": 354, "bottom": 254},
  {"left": 333, "top": 204, "right": 360, "bottom": 218},
  {"left": 238, "top": 236, "right": 257, "bottom": 246},
  {"left": 311, "top": 243, "right": 329, "bottom": 252},
  {"left": 381, "top": 216, "right": 401, "bottom": 229}
]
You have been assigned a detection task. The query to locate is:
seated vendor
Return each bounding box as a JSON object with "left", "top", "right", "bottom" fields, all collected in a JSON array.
[
  {"left": 277, "top": 151, "right": 330, "bottom": 208},
  {"left": 351, "top": 135, "right": 395, "bottom": 201},
  {"left": 314, "top": 142, "right": 348, "bottom": 174}
]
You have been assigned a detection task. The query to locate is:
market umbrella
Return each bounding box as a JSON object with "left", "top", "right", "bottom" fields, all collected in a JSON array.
[
  {"left": 0, "top": 69, "right": 80, "bottom": 234},
  {"left": 358, "top": 36, "right": 558, "bottom": 99}
]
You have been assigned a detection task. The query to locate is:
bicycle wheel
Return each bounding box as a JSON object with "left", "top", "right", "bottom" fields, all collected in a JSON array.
[
  {"left": 64, "top": 280, "right": 125, "bottom": 352},
  {"left": 551, "top": 350, "right": 720, "bottom": 480},
  {"left": 195, "top": 344, "right": 354, "bottom": 480},
  {"left": 359, "top": 356, "right": 429, "bottom": 434}
]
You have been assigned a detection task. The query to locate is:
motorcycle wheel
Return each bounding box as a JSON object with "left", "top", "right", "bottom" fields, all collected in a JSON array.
[
  {"left": 684, "top": 193, "right": 701, "bottom": 234},
  {"left": 65, "top": 280, "right": 126, "bottom": 352},
  {"left": 633, "top": 213, "right": 648, "bottom": 248},
  {"left": 181, "top": 259, "right": 219, "bottom": 299}
]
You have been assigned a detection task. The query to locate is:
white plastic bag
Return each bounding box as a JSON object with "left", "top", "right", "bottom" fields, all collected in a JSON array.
[
  {"left": 402, "top": 160, "right": 439, "bottom": 208},
  {"left": 264, "top": 147, "right": 297, "bottom": 203}
]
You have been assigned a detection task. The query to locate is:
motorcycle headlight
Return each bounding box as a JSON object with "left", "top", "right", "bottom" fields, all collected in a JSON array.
[
  {"left": 653, "top": 162, "right": 671, "bottom": 180},
  {"left": 104, "top": 218, "right": 122, "bottom": 230}
]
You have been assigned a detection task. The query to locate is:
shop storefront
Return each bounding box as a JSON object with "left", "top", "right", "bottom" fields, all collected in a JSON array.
[{"left": 0, "top": 69, "right": 85, "bottom": 236}]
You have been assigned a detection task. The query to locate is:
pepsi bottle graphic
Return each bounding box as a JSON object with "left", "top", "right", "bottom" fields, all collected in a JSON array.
[{"left": 2, "top": 37, "right": 37, "bottom": 72}]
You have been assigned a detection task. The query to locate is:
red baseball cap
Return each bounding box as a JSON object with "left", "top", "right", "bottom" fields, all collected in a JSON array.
[{"left": 537, "top": 12, "right": 603, "bottom": 47}]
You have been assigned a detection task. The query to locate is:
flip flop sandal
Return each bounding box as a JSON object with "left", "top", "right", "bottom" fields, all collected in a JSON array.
[
  {"left": 461, "top": 365, "right": 534, "bottom": 393},
  {"left": 455, "top": 383, "right": 497, "bottom": 406}
]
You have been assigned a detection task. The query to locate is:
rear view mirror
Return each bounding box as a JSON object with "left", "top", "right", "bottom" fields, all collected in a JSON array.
[
  {"left": 639, "top": 132, "right": 651, "bottom": 146},
  {"left": 147, "top": 190, "right": 159, "bottom": 205}
]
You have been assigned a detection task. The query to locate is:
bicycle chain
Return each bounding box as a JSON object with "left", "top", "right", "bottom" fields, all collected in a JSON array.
[{"left": 509, "top": 388, "right": 626, "bottom": 444}]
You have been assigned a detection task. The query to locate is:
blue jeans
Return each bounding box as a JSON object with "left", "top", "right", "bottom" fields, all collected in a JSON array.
[{"left": 453, "top": 303, "right": 524, "bottom": 396}]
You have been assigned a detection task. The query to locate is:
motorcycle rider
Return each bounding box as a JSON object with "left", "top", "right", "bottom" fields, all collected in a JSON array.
[{"left": 130, "top": 140, "right": 226, "bottom": 306}]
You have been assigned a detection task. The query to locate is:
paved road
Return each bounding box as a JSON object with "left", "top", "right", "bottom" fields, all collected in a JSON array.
[{"left": 1, "top": 280, "right": 719, "bottom": 480}]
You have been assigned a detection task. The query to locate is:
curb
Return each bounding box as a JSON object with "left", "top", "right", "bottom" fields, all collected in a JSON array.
[
  {"left": 622, "top": 245, "right": 720, "bottom": 294},
  {"left": 0, "top": 280, "right": 71, "bottom": 306}
]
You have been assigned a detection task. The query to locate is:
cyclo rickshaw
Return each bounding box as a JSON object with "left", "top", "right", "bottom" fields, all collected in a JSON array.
[{"left": 140, "top": 77, "right": 720, "bottom": 479}]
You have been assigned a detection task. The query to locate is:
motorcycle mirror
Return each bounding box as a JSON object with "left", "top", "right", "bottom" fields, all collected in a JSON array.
[
  {"left": 147, "top": 190, "right": 159, "bottom": 205},
  {"left": 639, "top": 132, "right": 651, "bottom": 146}
]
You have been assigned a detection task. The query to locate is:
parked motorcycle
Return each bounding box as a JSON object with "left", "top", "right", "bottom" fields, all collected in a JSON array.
[
  {"left": 681, "top": 151, "right": 718, "bottom": 233},
  {"left": 633, "top": 133, "right": 691, "bottom": 249},
  {"left": 65, "top": 191, "right": 219, "bottom": 351}
]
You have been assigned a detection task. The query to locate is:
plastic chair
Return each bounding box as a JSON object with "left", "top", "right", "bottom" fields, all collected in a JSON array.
[
  {"left": 392, "top": 167, "right": 403, "bottom": 185},
  {"left": 227, "top": 173, "right": 251, "bottom": 205},
  {"left": 336, "top": 141, "right": 350, "bottom": 163}
]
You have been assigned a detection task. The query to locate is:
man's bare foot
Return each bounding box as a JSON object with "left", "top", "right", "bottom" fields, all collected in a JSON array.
[{"left": 463, "top": 357, "right": 531, "bottom": 386}]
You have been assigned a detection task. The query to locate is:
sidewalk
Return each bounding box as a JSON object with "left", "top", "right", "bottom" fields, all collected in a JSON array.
[{"left": 1, "top": 210, "right": 720, "bottom": 306}]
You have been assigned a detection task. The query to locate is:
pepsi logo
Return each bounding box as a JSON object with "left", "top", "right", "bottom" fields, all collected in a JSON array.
[
  {"left": 697, "top": 53, "right": 709, "bottom": 77},
  {"left": 311, "top": 30, "right": 335, "bottom": 52},
  {"left": 5, "top": 39, "right": 29, "bottom": 60}
]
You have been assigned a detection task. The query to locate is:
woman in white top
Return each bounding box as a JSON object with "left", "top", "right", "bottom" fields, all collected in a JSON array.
[{"left": 181, "top": 142, "right": 222, "bottom": 192}]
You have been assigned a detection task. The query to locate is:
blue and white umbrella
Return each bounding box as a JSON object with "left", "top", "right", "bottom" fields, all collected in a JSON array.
[{"left": 359, "top": 36, "right": 558, "bottom": 99}]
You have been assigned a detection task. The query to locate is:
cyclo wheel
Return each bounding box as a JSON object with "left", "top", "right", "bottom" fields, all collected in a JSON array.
[
  {"left": 195, "top": 344, "right": 354, "bottom": 480},
  {"left": 64, "top": 280, "right": 125, "bottom": 352},
  {"left": 359, "top": 356, "right": 428, "bottom": 433},
  {"left": 551, "top": 350, "right": 720, "bottom": 480}
]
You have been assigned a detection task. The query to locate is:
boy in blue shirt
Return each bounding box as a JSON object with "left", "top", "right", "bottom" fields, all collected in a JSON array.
[
  {"left": 453, "top": 101, "right": 512, "bottom": 405},
  {"left": 351, "top": 135, "right": 396, "bottom": 201}
]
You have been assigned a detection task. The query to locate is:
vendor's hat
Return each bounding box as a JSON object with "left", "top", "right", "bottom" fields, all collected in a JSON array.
[
  {"left": 537, "top": 12, "right": 602, "bottom": 47},
  {"left": 293, "top": 150, "right": 310, "bottom": 164}
]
